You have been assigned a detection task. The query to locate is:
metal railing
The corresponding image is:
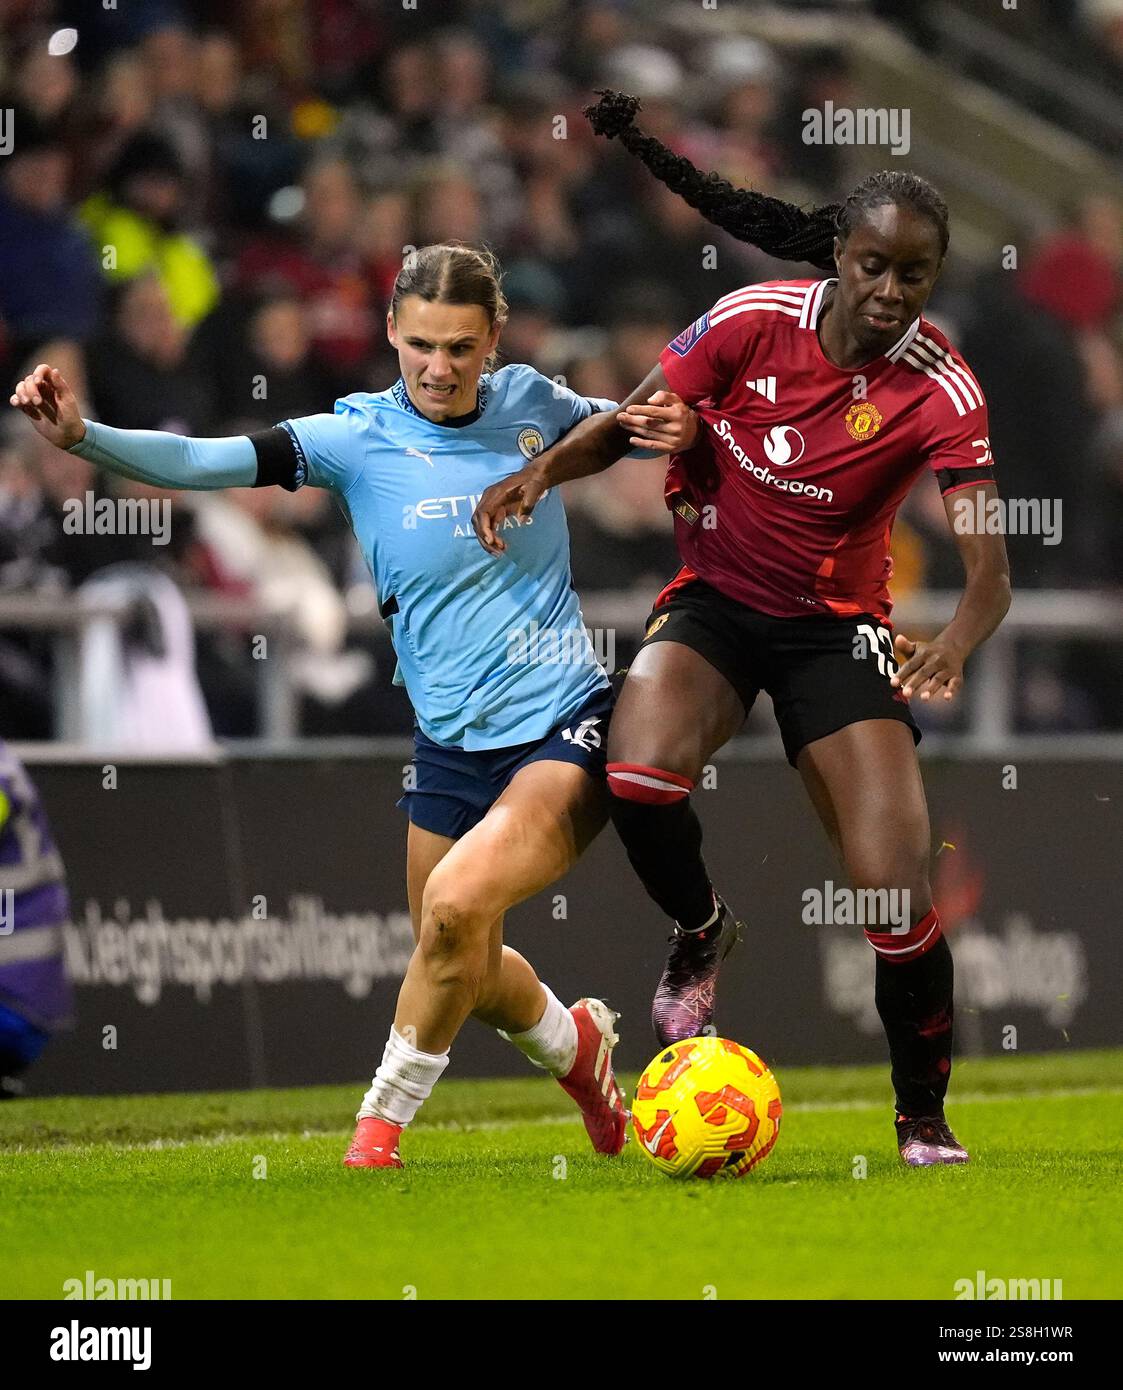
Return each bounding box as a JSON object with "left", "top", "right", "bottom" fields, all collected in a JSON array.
[
  {"left": 0, "top": 592, "right": 296, "bottom": 743},
  {"left": 925, "top": 1, "right": 1123, "bottom": 158},
  {"left": 2, "top": 588, "right": 1122, "bottom": 753}
]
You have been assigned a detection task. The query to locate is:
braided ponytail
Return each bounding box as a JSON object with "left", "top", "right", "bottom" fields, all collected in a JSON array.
[{"left": 584, "top": 90, "right": 949, "bottom": 270}]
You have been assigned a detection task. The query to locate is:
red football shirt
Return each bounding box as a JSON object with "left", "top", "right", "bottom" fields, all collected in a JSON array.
[{"left": 658, "top": 278, "right": 995, "bottom": 619}]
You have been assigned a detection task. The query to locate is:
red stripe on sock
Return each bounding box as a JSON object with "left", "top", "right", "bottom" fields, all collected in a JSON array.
[
  {"left": 864, "top": 907, "right": 942, "bottom": 964},
  {"left": 607, "top": 762, "right": 693, "bottom": 805}
]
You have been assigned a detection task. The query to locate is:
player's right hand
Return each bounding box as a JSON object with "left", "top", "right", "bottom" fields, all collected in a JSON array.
[
  {"left": 9, "top": 364, "right": 85, "bottom": 450},
  {"left": 472, "top": 467, "right": 547, "bottom": 555},
  {"left": 891, "top": 630, "right": 964, "bottom": 702}
]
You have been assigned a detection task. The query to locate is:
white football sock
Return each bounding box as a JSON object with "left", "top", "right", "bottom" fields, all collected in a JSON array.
[
  {"left": 498, "top": 984, "right": 578, "bottom": 1077},
  {"left": 357, "top": 1025, "right": 450, "bottom": 1126}
]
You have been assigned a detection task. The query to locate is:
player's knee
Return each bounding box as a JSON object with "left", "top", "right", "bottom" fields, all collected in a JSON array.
[
  {"left": 420, "top": 856, "right": 494, "bottom": 949},
  {"left": 421, "top": 856, "right": 498, "bottom": 931},
  {"left": 418, "top": 901, "right": 489, "bottom": 996},
  {"left": 420, "top": 893, "right": 488, "bottom": 952},
  {"left": 845, "top": 849, "right": 930, "bottom": 924}
]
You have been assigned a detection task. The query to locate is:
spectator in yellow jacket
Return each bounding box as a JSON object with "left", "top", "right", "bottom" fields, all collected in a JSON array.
[{"left": 79, "top": 131, "right": 219, "bottom": 329}]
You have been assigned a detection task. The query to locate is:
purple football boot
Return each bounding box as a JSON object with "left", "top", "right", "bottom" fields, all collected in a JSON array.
[
  {"left": 896, "top": 1113, "right": 970, "bottom": 1166},
  {"left": 651, "top": 894, "right": 744, "bottom": 1046}
]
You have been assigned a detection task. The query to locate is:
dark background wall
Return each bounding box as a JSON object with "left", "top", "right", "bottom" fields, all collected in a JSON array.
[{"left": 20, "top": 751, "right": 1121, "bottom": 1095}]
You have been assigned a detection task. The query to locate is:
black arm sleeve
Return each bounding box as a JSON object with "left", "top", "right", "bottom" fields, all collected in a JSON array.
[
  {"left": 248, "top": 426, "right": 302, "bottom": 492},
  {"left": 935, "top": 465, "right": 996, "bottom": 496}
]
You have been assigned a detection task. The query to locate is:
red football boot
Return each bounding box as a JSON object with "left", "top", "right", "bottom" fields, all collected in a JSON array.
[
  {"left": 343, "top": 1115, "right": 403, "bottom": 1168},
  {"left": 556, "top": 998, "right": 628, "bottom": 1156}
]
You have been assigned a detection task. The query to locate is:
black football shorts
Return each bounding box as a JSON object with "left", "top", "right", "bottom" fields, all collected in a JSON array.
[{"left": 640, "top": 576, "right": 921, "bottom": 767}]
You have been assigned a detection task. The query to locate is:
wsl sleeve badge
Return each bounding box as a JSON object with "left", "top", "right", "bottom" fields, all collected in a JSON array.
[
  {"left": 518, "top": 427, "right": 546, "bottom": 460},
  {"left": 667, "top": 312, "right": 712, "bottom": 358}
]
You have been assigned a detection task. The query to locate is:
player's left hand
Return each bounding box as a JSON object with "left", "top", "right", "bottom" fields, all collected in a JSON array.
[
  {"left": 616, "top": 390, "right": 699, "bottom": 454},
  {"left": 890, "top": 632, "right": 965, "bottom": 702}
]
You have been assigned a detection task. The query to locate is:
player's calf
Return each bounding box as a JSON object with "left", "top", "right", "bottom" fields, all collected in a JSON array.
[
  {"left": 414, "top": 898, "right": 493, "bottom": 1019},
  {"left": 344, "top": 899, "right": 490, "bottom": 1170},
  {"left": 868, "top": 909, "right": 956, "bottom": 1121},
  {"left": 605, "top": 762, "right": 743, "bottom": 1044},
  {"left": 606, "top": 762, "right": 718, "bottom": 929}
]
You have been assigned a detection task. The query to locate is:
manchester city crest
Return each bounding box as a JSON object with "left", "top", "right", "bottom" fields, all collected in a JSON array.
[{"left": 518, "top": 427, "right": 546, "bottom": 460}]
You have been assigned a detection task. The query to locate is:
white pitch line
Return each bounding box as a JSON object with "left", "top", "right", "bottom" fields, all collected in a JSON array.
[
  {"left": 785, "top": 1084, "right": 1123, "bottom": 1115},
  {"left": 3, "top": 1085, "right": 1119, "bottom": 1156}
]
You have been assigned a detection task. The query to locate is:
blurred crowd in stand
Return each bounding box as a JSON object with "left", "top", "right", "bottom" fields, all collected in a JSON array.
[{"left": 0, "top": 0, "right": 1121, "bottom": 741}]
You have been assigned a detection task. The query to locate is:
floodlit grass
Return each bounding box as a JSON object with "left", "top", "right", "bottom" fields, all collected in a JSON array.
[{"left": 2, "top": 1049, "right": 1120, "bottom": 1300}]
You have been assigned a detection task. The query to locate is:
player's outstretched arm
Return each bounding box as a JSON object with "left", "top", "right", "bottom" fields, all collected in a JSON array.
[
  {"left": 10, "top": 363, "right": 258, "bottom": 491},
  {"left": 891, "top": 482, "right": 1012, "bottom": 703},
  {"left": 472, "top": 365, "right": 690, "bottom": 555}
]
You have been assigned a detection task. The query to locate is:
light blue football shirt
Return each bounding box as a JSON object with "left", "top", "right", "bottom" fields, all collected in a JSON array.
[{"left": 281, "top": 365, "right": 615, "bottom": 750}]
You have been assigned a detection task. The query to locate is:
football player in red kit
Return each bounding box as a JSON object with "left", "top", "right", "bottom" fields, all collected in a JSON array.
[{"left": 473, "top": 93, "right": 1011, "bottom": 1167}]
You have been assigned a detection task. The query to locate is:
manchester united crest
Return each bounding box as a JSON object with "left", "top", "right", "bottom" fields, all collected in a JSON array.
[{"left": 844, "top": 400, "right": 883, "bottom": 441}]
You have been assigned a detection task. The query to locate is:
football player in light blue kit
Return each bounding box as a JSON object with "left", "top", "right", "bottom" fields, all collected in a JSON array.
[{"left": 11, "top": 242, "right": 698, "bottom": 1167}]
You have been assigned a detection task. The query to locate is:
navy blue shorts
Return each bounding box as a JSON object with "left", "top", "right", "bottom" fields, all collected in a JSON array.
[{"left": 397, "top": 685, "right": 615, "bottom": 840}]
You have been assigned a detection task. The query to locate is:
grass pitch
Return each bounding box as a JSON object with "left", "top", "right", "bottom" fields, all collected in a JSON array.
[{"left": 2, "top": 1048, "right": 1120, "bottom": 1301}]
